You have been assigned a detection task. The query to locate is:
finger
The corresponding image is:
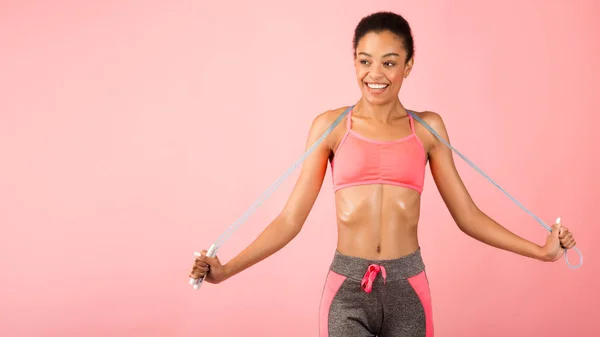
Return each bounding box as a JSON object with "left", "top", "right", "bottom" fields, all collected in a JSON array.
[
  {"left": 193, "top": 251, "right": 212, "bottom": 266},
  {"left": 190, "top": 267, "right": 209, "bottom": 278},
  {"left": 194, "top": 256, "right": 213, "bottom": 268},
  {"left": 561, "top": 237, "right": 575, "bottom": 249},
  {"left": 553, "top": 218, "right": 562, "bottom": 236},
  {"left": 558, "top": 227, "right": 569, "bottom": 239},
  {"left": 191, "top": 263, "right": 210, "bottom": 274},
  {"left": 192, "top": 265, "right": 209, "bottom": 277},
  {"left": 559, "top": 232, "right": 573, "bottom": 245},
  {"left": 550, "top": 223, "right": 561, "bottom": 237},
  {"left": 189, "top": 270, "right": 205, "bottom": 278},
  {"left": 193, "top": 264, "right": 210, "bottom": 272},
  {"left": 565, "top": 238, "right": 576, "bottom": 249},
  {"left": 194, "top": 259, "right": 209, "bottom": 268},
  {"left": 195, "top": 253, "right": 219, "bottom": 267}
]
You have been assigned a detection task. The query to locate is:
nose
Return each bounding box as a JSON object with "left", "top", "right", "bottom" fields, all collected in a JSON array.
[
  {"left": 366, "top": 72, "right": 384, "bottom": 81},
  {"left": 367, "top": 64, "right": 385, "bottom": 80}
]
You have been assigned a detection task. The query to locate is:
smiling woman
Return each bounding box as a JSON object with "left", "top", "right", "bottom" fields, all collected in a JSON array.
[
  {"left": 189, "top": 11, "right": 577, "bottom": 337},
  {"left": 353, "top": 14, "right": 414, "bottom": 105}
]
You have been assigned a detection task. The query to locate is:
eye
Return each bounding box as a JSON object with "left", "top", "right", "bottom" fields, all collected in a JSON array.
[
  {"left": 384, "top": 62, "right": 395, "bottom": 67},
  {"left": 359, "top": 59, "right": 370, "bottom": 65}
]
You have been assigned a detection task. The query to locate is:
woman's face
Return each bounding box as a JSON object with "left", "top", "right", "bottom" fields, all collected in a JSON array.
[{"left": 354, "top": 30, "right": 413, "bottom": 105}]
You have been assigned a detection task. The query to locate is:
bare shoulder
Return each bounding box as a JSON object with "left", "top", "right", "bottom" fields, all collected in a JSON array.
[
  {"left": 311, "top": 106, "right": 351, "bottom": 128},
  {"left": 410, "top": 110, "right": 449, "bottom": 151},
  {"left": 410, "top": 110, "right": 445, "bottom": 131},
  {"left": 309, "top": 106, "right": 351, "bottom": 136},
  {"left": 305, "top": 106, "right": 351, "bottom": 149}
]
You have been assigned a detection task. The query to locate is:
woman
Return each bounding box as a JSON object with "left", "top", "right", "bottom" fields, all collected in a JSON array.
[{"left": 189, "top": 11, "right": 576, "bottom": 337}]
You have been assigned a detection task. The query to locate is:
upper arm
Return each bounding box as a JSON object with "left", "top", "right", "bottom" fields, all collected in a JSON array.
[
  {"left": 279, "top": 111, "right": 338, "bottom": 229},
  {"left": 422, "top": 112, "right": 478, "bottom": 225}
]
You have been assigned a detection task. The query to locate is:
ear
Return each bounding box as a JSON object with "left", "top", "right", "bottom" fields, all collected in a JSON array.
[{"left": 404, "top": 57, "right": 414, "bottom": 78}]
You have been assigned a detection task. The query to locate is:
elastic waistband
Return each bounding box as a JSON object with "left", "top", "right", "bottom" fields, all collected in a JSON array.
[{"left": 330, "top": 248, "right": 425, "bottom": 282}]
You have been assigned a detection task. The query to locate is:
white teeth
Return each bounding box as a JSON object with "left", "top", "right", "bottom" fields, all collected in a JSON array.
[{"left": 367, "top": 83, "right": 388, "bottom": 89}]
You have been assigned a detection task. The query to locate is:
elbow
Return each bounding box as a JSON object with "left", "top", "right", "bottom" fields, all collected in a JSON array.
[
  {"left": 278, "top": 212, "right": 304, "bottom": 238},
  {"left": 454, "top": 204, "right": 482, "bottom": 235}
]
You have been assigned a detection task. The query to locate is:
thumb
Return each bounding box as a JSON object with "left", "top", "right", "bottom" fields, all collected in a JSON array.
[{"left": 550, "top": 223, "right": 561, "bottom": 238}]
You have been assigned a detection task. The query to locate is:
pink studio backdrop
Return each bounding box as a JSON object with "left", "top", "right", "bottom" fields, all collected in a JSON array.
[{"left": 1, "top": 1, "right": 599, "bottom": 336}]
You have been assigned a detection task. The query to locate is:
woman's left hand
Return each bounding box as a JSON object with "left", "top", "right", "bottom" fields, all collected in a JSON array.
[
  {"left": 558, "top": 223, "right": 577, "bottom": 250},
  {"left": 541, "top": 221, "right": 577, "bottom": 262}
]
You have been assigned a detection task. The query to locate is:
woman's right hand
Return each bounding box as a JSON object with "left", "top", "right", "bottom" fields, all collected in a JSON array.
[{"left": 189, "top": 250, "right": 227, "bottom": 284}]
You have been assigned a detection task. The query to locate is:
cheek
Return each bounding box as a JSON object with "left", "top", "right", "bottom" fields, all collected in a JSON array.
[
  {"left": 355, "top": 67, "right": 368, "bottom": 80},
  {"left": 388, "top": 69, "right": 405, "bottom": 83}
]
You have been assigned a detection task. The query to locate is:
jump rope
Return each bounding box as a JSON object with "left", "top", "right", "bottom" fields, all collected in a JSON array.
[{"left": 189, "top": 105, "right": 583, "bottom": 290}]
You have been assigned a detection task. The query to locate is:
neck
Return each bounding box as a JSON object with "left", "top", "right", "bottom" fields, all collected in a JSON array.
[{"left": 354, "top": 98, "right": 406, "bottom": 124}]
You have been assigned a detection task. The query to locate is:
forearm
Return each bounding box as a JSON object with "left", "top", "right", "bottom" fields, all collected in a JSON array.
[
  {"left": 222, "top": 214, "right": 301, "bottom": 281},
  {"left": 458, "top": 208, "right": 547, "bottom": 261}
]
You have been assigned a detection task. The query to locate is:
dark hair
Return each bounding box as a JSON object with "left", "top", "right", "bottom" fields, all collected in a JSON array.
[{"left": 352, "top": 11, "right": 415, "bottom": 62}]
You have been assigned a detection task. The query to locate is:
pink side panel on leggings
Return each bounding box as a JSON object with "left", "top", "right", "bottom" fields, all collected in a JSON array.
[
  {"left": 407, "top": 271, "right": 434, "bottom": 337},
  {"left": 319, "top": 270, "right": 346, "bottom": 337}
]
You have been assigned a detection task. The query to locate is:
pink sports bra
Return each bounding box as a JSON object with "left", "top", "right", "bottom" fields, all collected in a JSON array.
[{"left": 331, "top": 108, "right": 427, "bottom": 193}]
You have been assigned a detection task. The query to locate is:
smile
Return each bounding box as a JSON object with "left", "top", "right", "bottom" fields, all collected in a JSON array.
[
  {"left": 365, "top": 82, "right": 389, "bottom": 94},
  {"left": 366, "top": 83, "right": 389, "bottom": 89}
]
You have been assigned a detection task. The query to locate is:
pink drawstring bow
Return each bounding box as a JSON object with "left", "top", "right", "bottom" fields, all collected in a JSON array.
[{"left": 360, "top": 264, "right": 387, "bottom": 293}]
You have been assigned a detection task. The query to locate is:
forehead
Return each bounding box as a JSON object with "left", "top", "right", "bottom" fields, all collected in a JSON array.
[{"left": 356, "top": 30, "right": 406, "bottom": 56}]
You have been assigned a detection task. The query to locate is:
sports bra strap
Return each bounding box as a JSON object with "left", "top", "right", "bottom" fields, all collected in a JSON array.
[
  {"left": 346, "top": 106, "right": 352, "bottom": 129},
  {"left": 407, "top": 111, "right": 416, "bottom": 133}
]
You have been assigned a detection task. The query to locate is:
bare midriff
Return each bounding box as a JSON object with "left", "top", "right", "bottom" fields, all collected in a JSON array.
[{"left": 334, "top": 184, "right": 421, "bottom": 260}]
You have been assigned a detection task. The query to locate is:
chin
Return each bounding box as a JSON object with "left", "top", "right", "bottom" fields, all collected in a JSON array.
[{"left": 363, "top": 93, "right": 395, "bottom": 106}]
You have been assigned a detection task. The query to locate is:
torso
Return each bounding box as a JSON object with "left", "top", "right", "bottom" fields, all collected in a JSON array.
[{"left": 327, "top": 105, "right": 431, "bottom": 260}]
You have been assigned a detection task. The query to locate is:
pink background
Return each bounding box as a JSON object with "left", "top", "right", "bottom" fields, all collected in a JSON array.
[{"left": 1, "top": 1, "right": 599, "bottom": 336}]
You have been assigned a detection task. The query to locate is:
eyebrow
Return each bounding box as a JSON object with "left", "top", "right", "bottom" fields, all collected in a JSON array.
[{"left": 358, "top": 52, "right": 401, "bottom": 58}]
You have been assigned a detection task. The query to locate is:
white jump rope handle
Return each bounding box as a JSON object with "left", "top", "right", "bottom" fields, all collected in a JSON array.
[{"left": 189, "top": 243, "right": 217, "bottom": 290}]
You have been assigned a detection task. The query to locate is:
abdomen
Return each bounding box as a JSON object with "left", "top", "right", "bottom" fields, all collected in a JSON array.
[{"left": 334, "top": 184, "right": 422, "bottom": 260}]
